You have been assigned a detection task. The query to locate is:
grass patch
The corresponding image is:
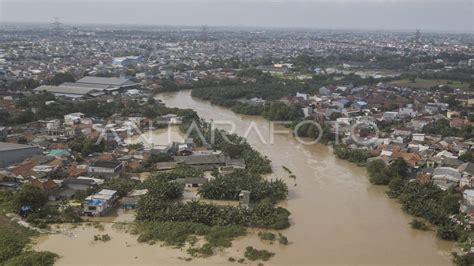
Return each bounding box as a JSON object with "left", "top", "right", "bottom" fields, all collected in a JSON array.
[{"left": 135, "top": 222, "right": 247, "bottom": 250}]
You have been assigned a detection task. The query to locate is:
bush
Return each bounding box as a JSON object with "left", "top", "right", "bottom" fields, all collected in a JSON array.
[
  {"left": 452, "top": 252, "right": 474, "bottom": 266},
  {"left": 409, "top": 219, "right": 428, "bottom": 231},
  {"left": 258, "top": 232, "right": 276, "bottom": 241},
  {"left": 205, "top": 225, "right": 247, "bottom": 247},
  {"left": 278, "top": 233, "right": 288, "bottom": 245},
  {"left": 244, "top": 246, "right": 274, "bottom": 261},
  {"left": 187, "top": 243, "right": 213, "bottom": 257}
]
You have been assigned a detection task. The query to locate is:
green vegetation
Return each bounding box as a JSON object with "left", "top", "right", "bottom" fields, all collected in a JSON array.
[
  {"left": 11, "top": 185, "right": 48, "bottom": 212},
  {"left": 3, "top": 251, "right": 58, "bottom": 266},
  {"left": 282, "top": 166, "right": 292, "bottom": 174},
  {"left": 262, "top": 102, "right": 303, "bottom": 121},
  {"left": 48, "top": 72, "right": 75, "bottom": 86},
  {"left": 186, "top": 123, "right": 272, "bottom": 175},
  {"left": 244, "top": 246, "right": 275, "bottom": 261},
  {"left": 334, "top": 145, "right": 371, "bottom": 166},
  {"left": 198, "top": 170, "right": 288, "bottom": 202},
  {"left": 278, "top": 233, "right": 289, "bottom": 245},
  {"left": 70, "top": 137, "right": 106, "bottom": 156},
  {"left": 93, "top": 234, "right": 111, "bottom": 242},
  {"left": 137, "top": 198, "right": 290, "bottom": 230},
  {"left": 389, "top": 78, "right": 470, "bottom": 90},
  {"left": 389, "top": 181, "right": 465, "bottom": 241},
  {"left": 452, "top": 252, "right": 474, "bottom": 266},
  {"left": 205, "top": 225, "right": 247, "bottom": 248},
  {"left": 101, "top": 178, "right": 138, "bottom": 198},
  {"left": 422, "top": 119, "right": 473, "bottom": 139},
  {"left": 148, "top": 165, "right": 202, "bottom": 182},
  {"left": 0, "top": 91, "right": 199, "bottom": 126},
  {"left": 410, "top": 219, "right": 428, "bottom": 231},
  {"left": 136, "top": 221, "right": 246, "bottom": 256},
  {"left": 0, "top": 217, "right": 58, "bottom": 265},
  {"left": 366, "top": 158, "right": 409, "bottom": 186},
  {"left": 187, "top": 243, "right": 213, "bottom": 257},
  {"left": 258, "top": 231, "right": 276, "bottom": 241}
]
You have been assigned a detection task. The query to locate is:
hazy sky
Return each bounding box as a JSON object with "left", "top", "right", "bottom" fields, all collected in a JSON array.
[{"left": 0, "top": 0, "right": 472, "bottom": 32}]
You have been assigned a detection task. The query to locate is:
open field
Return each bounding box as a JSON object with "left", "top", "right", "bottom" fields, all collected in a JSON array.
[{"left": 389, "top": 78, "right": 470, "bottom": 90}]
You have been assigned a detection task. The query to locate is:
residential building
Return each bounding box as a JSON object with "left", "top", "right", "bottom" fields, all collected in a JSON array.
[{"left": 83, "top": 189, "right": 118, "bottom": 216}]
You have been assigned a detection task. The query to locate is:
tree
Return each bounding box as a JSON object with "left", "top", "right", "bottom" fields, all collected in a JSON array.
[
  {"left": 13, "top": 185, "right": 47, "bottom": 212},
  {"left": 367, "top": 160, "right": 390, "bottom": 185},
  {"left": 388, "top": 158, "right": 409, "bottom": 178},
  {"left": 48, "top": 72, "right": 75, "bottom": 86}
]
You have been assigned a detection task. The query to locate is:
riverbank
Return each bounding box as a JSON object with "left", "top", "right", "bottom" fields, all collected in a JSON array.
[{"left": 155, "top": 90, "right": 454, "bottom": 265}]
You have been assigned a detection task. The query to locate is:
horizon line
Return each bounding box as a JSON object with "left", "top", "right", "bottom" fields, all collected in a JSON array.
[{"left": 1, "top": 21, "right": 473, "bottom": 35}]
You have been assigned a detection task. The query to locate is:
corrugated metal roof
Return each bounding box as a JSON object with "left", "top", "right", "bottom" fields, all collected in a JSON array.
[
  {"left": 0, "top": 142, "right": 39, "bottom": 152},
  {"left": 33, "top": 85, "right": 98, "bottom": 95},
  {"left": 76, "top": 76, "right": 136, "bottom": 86},
  {"left": 60, "top": 82, "right": 111, "bottom": 90}
]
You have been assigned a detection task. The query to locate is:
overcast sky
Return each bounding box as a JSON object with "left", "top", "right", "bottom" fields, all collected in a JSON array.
[{"left": 0, "top": 0, "right": 472, "bottom": 33}]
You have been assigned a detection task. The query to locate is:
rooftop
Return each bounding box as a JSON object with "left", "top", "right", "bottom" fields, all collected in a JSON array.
[
  {"left": 0, "top": 142, "right": 38, "bottom": 152},
  {"left": 33, "top": 85, "right": 98, "bottom": 96},
  {"left": 76, "top": 76, "right": 137, "bottom": 87}
]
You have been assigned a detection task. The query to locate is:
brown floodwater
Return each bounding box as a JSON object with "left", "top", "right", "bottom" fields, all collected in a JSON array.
[{"left": 35, "top": 90, "right": 454, "bottom": 265}]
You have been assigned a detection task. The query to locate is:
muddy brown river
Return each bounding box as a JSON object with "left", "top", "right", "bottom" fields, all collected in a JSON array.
[{"left": 36, "top": 90, "right": 454, "bottom": 265}]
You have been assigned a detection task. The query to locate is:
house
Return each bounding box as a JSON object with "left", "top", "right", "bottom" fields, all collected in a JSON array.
[
  {"left": 432, "top": 167, "right": 462, "bottom": 190},
  {"left": 0, "top": 127, "right": 7, "bottom": 140},
  {"left": 319, "top": 86, "right": 331, "bottom": 96},
  {"left": 175, "top": 177, "right": 208, "bottom": 188},
  {"left": 112, "top": 56, "right": 144, "bottom": 67},
  {"left": 83, "top": 189, "right": 118, "bottom": 216},
  {"left": 352, "top": 101, "right": 368, "bottom": 111},
  {"left": 88, "top": 160, "right": 124, "bottom": 178},
  {"left": 48, "top": 177, "right": 98, "bottom": 201},
  {"left": 382, "top": 112, "right": 398, "bottom": 122},
  {"left": 460, "top": 189, "right": 474, "bottom": 214},
  {"left": 120, "top": 189, "right": 148, "bottom": 210},
  {"left": 156, "top": 161, "right": 178, "bottom": 170},
  {"left": 459, "top": 162, "right": 474, "bottom": 178},
  {"left": 0, "top": 142, "right": 42, "bottom": 168},
  {"left": 63, "top": 177, "right": 97, "bottom": 191},
  {"left": 64, "top": 112, "right": 85, "bottom": 125},
  {"left": 412, "top": 133, "right": 425, "bottom": 142},
  {"left": 220, "top": 158, "right": 246, "bottom": 175},
  {"left": 30, "top": 178, "right": 59, "bottom": 195},
  {"left": 160, "top": 114, "right": 182, "bottom": 125},
  {"left": 175, "top": 154, "right": 227, "bottom": 170},
  {"left": 296, "top": 92, "right": 308, "bottom": 101}
]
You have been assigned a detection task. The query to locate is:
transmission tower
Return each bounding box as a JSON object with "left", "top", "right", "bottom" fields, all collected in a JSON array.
[
  {"left": 201, "top": 25, "right": 209, "bottom": 42},
  {"left": 52, "top": 17, "right": 62, "bottom": 33},
  {"left": 414, "top": 29, "right": 421, "bottom": 48}
]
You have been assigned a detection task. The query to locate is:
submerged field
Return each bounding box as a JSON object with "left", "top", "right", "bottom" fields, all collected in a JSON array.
[{"left": 389, "top": 78, "right": 470, "bottom": 90}]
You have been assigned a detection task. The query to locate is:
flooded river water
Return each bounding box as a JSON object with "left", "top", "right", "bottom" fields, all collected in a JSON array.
[{"left": 36, "top": 90, "right": 454, "bottom": 265}]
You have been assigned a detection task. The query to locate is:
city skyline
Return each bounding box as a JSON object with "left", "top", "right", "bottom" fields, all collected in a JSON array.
[{"left": 1, "top": 0, "right": 473, "bottom": 33}]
